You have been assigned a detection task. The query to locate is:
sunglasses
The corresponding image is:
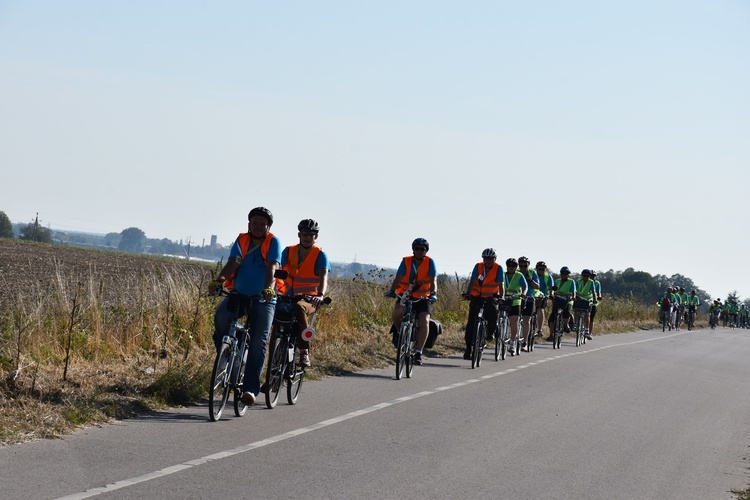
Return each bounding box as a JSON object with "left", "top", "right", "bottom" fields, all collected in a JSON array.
[
  {"left": 413, "top": 247, "right": 427, "bottom": 252},
  {"left": 299, "top": 232, "right": 317, "bottom": 236}
]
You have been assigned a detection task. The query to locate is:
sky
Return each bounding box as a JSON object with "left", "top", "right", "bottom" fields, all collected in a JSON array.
[{"left": 1, "top": 1, "right": 749, "bottom": 300}]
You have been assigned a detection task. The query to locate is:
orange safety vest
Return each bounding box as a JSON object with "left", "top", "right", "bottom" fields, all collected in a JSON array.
[
  {"left": 395, "top": 256, "right": 433, "bottom": 298},
  {"left": 470, "top": 263, "right": 502, "bottom": 298},
  {"left": 278, "top": 244, "right": 322, "bottom": 296},
  {"left": 223, "top": 232, "right": 277, "bottom": 291}
]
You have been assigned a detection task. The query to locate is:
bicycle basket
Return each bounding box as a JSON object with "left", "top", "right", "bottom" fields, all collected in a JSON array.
[{"left": 272, "top": 300, "right": 295, "bottom": 324}]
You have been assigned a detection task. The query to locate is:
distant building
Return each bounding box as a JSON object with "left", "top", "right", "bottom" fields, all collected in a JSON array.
[{"left": 210, "top": 235, "right": 217, "bottom": 248}]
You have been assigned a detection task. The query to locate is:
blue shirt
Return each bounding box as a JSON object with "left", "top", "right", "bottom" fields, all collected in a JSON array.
[
  {"left": 229, "top": 234, "right": 282, "bottom": 296},
  {"left": 539, "top": 272, "right": 555, "bottom": 295}
]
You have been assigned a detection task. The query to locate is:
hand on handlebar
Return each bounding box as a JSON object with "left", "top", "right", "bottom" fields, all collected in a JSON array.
[
  {"left": 208, "top": 280, "right": 224, "bottom": 296},
  {"left": 385, "top": 290, "right": 397, "bottom": 298}
]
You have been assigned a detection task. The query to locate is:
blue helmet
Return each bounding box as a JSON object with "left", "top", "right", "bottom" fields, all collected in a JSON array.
[
  {"left": 560, "top": 266, "right": 571, "bottom": 274},
  {"left": 412, "top": 238, "right": 429, "bottom": 251}
]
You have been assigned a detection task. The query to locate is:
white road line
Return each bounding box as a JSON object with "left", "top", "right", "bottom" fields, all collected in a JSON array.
[{"left": 56, "top": 330, "right": 687, "bottom": 500}]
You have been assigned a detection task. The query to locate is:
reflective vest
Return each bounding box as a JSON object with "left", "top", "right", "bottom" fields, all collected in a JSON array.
[
  {"left": 470, "top": 263, "right": 502, "bottom": 298},
  {"left": 223, "top": 232, "right": 276, "bottom": 291},
  {"left": 523, "top": 269, "right": 541, "bottom": 297},
  {"left": 505, "top": 271, "right": 524, "bottom": 306},
  {"left": 278, "top": 244, "right": 322, "bottom": 296},
  {"left": 555, "top": 279, "right": 575, "bottom": 303},
  {"left": 396, "top": 256, "right": 433, "bottom": 298},
  {"left": 577, "top": 279, "right": 594, "bottom": 300}
]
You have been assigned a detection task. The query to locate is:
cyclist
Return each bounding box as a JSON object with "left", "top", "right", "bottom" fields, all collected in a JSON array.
[
  {"left": 709, "top": 299, "right": 722, "bottom": 327},
  {"left": 686, "top": 290, "right": 701, "bottom": 326},
  {"left": 548, "top": 266, "right": 576, "bottom": 341},
  {"left": 276, "top": 219, "right": 330, "bottom": 368},
  {"left": 739, "top": 304, "right": 749, "bottom": 328},
  {"left": 657, "top": 287, "right": 674, "bottom": 327},
  {"left": 463, "top": 248, "right": 505, "bottom": 360},
  {"left": 678, "top": 287, "right": 689, "bottom": 325},
  {"left": 589, "top": 270, "right": 602, "bottom": 338},
  {"left": 721, "top": 300, "right": 731, "bottom": 327},
  {"left": 386, "top": 238, "right": 437, "bottom": 366},
  {"left": 208, "top": 207, "right": 281, "bottom": 407},
  {"left": 535, "top": 261, "right": 555, "bottom": 339},
  {"left": 518, "top": 256, "right": 540, "bottom": 352},
  {"left": 575, "top": 269, "right": 596, "bottom": 340},
  {"left": 504, "top": 257, "right": 528, "bottom": 355}
]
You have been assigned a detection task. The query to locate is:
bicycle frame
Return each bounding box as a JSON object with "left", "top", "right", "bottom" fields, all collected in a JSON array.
[{"left": 395, "top": 293, "right": 420, "bottom": 380}]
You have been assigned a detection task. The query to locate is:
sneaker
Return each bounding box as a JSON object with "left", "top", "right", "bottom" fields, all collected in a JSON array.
[
  {"left": 584, "top": 333, "right": 592, "bottom": 340},
  {"left": 414, "top": 352, "right": 423, "bottom": 366},
  {"left": 535, "top": 330, "right": 543, "bottom": 338},
  {"left": 521, "top": 345, "right": 529, "bottom": 352},
  {"left": 509, "top": 342, "right": 516, "bottom": 355},
  {"left": 299, "top": 349, "right": 311, "bottom": 367},
  {"left": 240, "top": 391, "right": 256, "bottom": 406},
  {"left": 463, "top": 349, "right": 472, "bottom": 360}
]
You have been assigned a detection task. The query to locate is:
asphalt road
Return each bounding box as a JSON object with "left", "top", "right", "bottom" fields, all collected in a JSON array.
[{"left": 2, "top": 328, "right": 749, "bottom": 500}]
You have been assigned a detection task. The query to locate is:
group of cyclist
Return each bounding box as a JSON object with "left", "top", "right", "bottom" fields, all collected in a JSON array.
[
  {"left": 208, "top": 207, "right": 330, "bottom": 407},
  {"left": 707, "top": 298, "right": 749, "bottom": 329},
  {"left": 382, "top": 242, "right": 603, "bottom": 364},
  {"left": 657, "top": 287, "right": 701, "bottom": 330}
]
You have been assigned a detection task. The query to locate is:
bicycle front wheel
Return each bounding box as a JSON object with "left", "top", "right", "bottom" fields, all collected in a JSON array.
[
  {"left": 233, "top": 345, "right": 250, "bottom": 417},
  {"left": 405, "top": 326, "right": 415, "bottom": 378},
  {"left": 209, "top": 344, "right": 232, "bottom": 422},
  {"left": 265, "top": 337, "right": 285, "bottom": 409},
  {"left": 472, "top": 321, "right": 484, "bottom": 369},
  {"left": 396, "top": 323, "right": 409, "bottom": 380}
]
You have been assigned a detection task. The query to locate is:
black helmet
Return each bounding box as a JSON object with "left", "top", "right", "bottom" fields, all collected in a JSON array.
[
  {"left": 481, "top": 248, "right": 497, "bottom": 259},
  {"left": 506, "top": 257, "right": 518, "bottom": 266},
  {"left": 582, "top": 269, "right": 591, "bottom": 276},
  {"left": 297, "top": 219, "right": 320, "bottom": 233},
  {"left": 535, "top": 261, "right": 547, "bottom": 268},
  {"left": 518, "top": 256, "right": 530, "bottom": 265},
  {"left": 412, "top": 238, "right": 429, "bottom": 251},
  {"left": 248, "top": 207, "right": 273, "bottom": 226},
  {"left": 590, "top": 270, "right": 597, "bottom": 277},
  {"left": 560, "top": 266, "right": 571, "bottom": 274}
]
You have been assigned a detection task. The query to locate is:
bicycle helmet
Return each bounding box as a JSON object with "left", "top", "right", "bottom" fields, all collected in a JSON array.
[
  {"left": 590, "top": 271, "right": 597, "bottom": 277},
  {"left": 481, "top": 248, "right": 497, "bottom": 259},
  {"left": 582, "top": 269, "right": 591, "bottom": 276},
  {"left": 518, "top": 256, "right": 530, "bottom": 265},
  {"left": 248, "top": 207, "right": 273, "bottom": 226},
  {"left": 679, "top": 287, "right": 685, "bottom": 292},
  {"left": 412, "top": 238, "right": 429, "bottom": 251},
  {"left": 535, "top": 261, "right": 547, "bottom": 268},
  {"left": 297, "top": 219, "right": 320, "bottom": 233},
  {"left": 506, "top": 257, "right": 518, "bottom": 266},
  {"left": 560, "top": 266, "right": 570, "bottom": 274}
]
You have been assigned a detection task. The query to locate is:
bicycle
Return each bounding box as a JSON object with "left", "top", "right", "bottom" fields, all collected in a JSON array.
[
  {"left": 394, "top": 292, "right": 422, "bottom": 380},
  {"left": 264, "top": 295, "right": 331, "bottom": 409},
  {"left": 495, "top": 302, "right": 509, "bottom": 361},
  {"left": 674, "top": 304, "right": 683, "bottom": 330},
  {"left": 208, "top": 293, "right": 254, "bottom": 422},
  {"left": 522, "top": 295, "right": 538, "bottom": 353},
  {"left": 501, "top": 293, "right": 524, "bottom": 356},
  {"left": 464, "top": 295, "right": 499, "bottom": 369},
  {"left": 710, "top": 310, "right": 719, "bottom": 330},
  {"left": 686, "top": 305, "right": 696, "bottom": 331},
  {"left": 660, "top": 302, "right": 673, "bottom": 332},
  {"left": 551, "top": 295, "right": 570, "bottom": 349},
  {"left": 573, "top": 298, "right": 591, "bottom": 347}
]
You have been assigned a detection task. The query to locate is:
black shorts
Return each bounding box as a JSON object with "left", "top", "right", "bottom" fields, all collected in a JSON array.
[
  {"left": 397, "top": 297, "right": 433, "bottom": 316},
  {"left": 506, "top": 304, "right": 522, "bottom": 317},
  {"left": 521, "top": 297, "right": 535, "bottom": 317},
  {"left": 590, "top": 304, "right": 597, "bottom": 320}
]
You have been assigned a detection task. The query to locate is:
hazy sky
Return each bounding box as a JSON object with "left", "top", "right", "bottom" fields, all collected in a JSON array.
[{"left": 2, "top": 1, "right": 749, "bottom": 300}]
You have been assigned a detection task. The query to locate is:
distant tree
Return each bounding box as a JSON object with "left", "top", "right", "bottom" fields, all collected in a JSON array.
[
  {"left": 103, "top": 232, "right": 121, "bottom": 247},
  {"left": 118, "top": 227, "right": 146, "bottom": 253},
  {"left": 726, "top": 290, "right": 741, "bottom": 305},
  {"left": 0, "top": 211, "right": 13, "bottom": 239},
  {"left": 19, "top": 221, "right": 52, "bottom": 243}
]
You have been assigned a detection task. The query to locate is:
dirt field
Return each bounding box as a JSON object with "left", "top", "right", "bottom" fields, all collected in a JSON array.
[{"left": 0, "top": 239, "right": 214, "bottom": 306}]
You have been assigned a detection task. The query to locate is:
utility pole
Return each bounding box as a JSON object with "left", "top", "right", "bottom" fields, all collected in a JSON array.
[{"left": 33, "top": 213, "right": 39, "bottom": 242}]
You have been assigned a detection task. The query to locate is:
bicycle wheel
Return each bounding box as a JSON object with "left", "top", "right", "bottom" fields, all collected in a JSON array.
[
  {"left": 395, "top": 323, "right": 408, "bottom": 380},
  {"left": 209, "top": 344, "right": 232, "bottom": 422},
  {"left": 575, "top": 315, "right": 584, "bottom": 346},
  {"left": 287, "top": 355, "right": 305, "bottom": 405},
  {"left": 472, "top": 321, "right": 484, "bottom": 369},
  {"left": 662, "top": 312, "right": 667, "bottom": 332},
  {"left": 233, "top": 345, "right": 249, "bottom": 416},
  {"left": 554, "top": 314, "right": 564, "bottom": 349},
  {"left": 495, "top": 317, "right": 504, "bottom": 361},
  {"left": 405, "top": 325, "right": 415, "bottom": 378},
  {"left": 264, "top": 337, "right": 285, "bottom": 409},
  {"left": 528, "top": 315, "right": 536, "bottom": 352}
]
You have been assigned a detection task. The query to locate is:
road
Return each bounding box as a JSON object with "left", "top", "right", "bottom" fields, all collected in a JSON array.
[{"left": 1, "top": 328, "right": 749, "bottom": 500}]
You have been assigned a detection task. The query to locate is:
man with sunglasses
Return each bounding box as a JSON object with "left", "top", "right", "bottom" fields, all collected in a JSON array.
[
  {"left": 462, "top": 248, "right": 505, "bottom": 360},
  {"left": 277, "top": 219, "right": 330, "bottom": 367},
  {"left": 386, "top": 238, "right": 437, "bottom": 366},
  {"left": 548, "top": 266, "right": 577, "bottom": 341}
]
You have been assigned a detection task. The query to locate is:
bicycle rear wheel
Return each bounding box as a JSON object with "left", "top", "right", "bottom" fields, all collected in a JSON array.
[
  {"left": 287, "top": 357, "right": 305, "bottom": 405},
  {"left": 554, "top": 314, "right": 564, "bottom": 349},
  {"left": 528, "top": 315, "right": 536, "bottom": 352},
  {"left": 575, "top": 315, "right": 584, "bottom": 346},
  {"left": 209, "top": 344, "right": 232, "bottom": 422},
  {"left": 472, "top": 321, "right": 484, "bottom": 369},
  {"left": 233, "top": 345, "right": 249, "bottom": 416},
  {"left": 264, "top": 337, "right": 285, "bottom": 409},
  {"left": 498, "top": 317, "right": 508, "bottom": 360},
  {"left": 396, "top": 323, "right": 408, "bottom": 380}
]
